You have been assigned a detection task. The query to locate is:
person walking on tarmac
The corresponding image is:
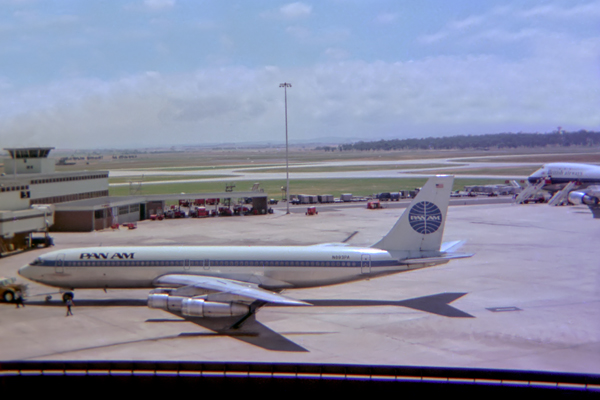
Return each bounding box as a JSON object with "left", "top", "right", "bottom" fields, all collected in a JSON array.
[
  {"left": 15, "top": 291, "right": 24, "bottom": 308},
  {"left": 66, "top": 298, "right": 74, "bottom": 316}
]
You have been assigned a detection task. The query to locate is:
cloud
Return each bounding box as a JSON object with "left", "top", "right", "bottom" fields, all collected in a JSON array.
[
  {"left": 447, "top": 15, "right": 484, "bottom": 31},
  {"left": 280, "top": 2, "right": 312, "bottom": 19},
  {"left": 418, "top": 31, "right": 447, "bottom": 45},
  {"left": 418, "top": 2, "right": 600, "bottom": 46},
  {"left": 467, "top": 28, "right": 540, "bottom": 44},
  {"left": 374, "top": 13, "right": 397, "bottom": 24},
  {"left": 323, "top": 47, "right": 349, "bottom": 60},
  {"left": 518, "top": 2, "right": 600, "bottom": 19},
  {"left": 285, "top": 25, "right": 311, "bottom": 40},
  {"left": 262, "top": 2, "right": 312, "bottom": 19},
  {"left": 143, "top": 0, "right": 175, "bottom": 11},
  {"left": 1, "top": 40, "right": 598, "bottom": 149},
  {"left": 285, "top": 26, "right": 350, "bottom": 45},
  {"left": 1, "top": 2, "right": 598, "bottom": 148},
  {"left": 11, "top": 9, "right": 80, "bottom": 28}
]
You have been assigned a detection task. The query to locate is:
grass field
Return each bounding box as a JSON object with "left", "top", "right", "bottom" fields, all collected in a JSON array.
[
  {"left": 108, "top": 177, "right": 507, "bottom": 197},
  {"left": 125, "top": 164, "right": 277, "bottom": 171},
  {"left": 108, "top": 174, "right": 237, "bottom": 184}
]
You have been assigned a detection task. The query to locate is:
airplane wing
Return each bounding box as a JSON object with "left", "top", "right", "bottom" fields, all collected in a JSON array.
[{"left": 153, "top": 274, "right": 311, "bottom": 306}]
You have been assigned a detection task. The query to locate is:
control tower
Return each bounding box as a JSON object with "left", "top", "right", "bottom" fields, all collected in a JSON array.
[{"left": 3, "top": 147, "right": 56, "bottom": 175}]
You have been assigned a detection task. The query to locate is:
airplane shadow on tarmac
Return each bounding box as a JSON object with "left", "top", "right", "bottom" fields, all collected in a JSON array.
[
  {"left": 22, "top": 298, "right": 148, "bottom": 307},
  {"left": 4, "top": 293, "right": 472, "bottom": 354},
  {"left": 306, "top": 292, "right": 474, "bottom": 318},
  {"left": 146, "top": 292, "right": 473, "bottom": 352}
]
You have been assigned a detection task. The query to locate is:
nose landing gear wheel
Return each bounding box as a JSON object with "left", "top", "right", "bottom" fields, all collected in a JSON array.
[{"left": 62, "top": 292, "right": 74, "bottom": 303}]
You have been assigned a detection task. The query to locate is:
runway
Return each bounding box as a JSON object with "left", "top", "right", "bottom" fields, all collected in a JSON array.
[{"left": 107, "top": 156, "right": 536, "bottom": 186}]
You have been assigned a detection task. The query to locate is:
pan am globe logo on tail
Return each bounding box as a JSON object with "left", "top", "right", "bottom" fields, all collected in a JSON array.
[{"left": 408, "top": 201, "right": 442, "bottom": 234}]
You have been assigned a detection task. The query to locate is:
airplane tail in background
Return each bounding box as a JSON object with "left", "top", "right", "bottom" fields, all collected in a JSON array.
[{"left": 372, "top": 175, "right": 453, "bottom": 256}]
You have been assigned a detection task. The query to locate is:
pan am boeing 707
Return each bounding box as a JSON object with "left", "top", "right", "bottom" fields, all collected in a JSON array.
[{"left": 19, "top": 175, "right": 471, "bottom": 326}]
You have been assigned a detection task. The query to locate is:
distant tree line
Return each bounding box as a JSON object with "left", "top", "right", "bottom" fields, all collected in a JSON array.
[
  {"left": 315, "top": 146, "right": 338, "bottom": 151},
  {"left": 334, "top": 130, "right": 600, "bottom": 151}
]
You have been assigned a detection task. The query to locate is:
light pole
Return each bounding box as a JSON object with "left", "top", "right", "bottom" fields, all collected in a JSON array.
[{"left": 279, "top": 82, "right": 292, "bottom": 214}]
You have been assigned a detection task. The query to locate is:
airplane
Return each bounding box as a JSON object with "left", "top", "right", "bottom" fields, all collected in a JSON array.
[
  {"left": 517, "top": 162, "right": 600, "bottom": 205},
  {"left": 19, "top": 175, "right": 472, "bottom": 327},
  {"left": 528, "top": 162, "right": 600, "bottom": 191}
]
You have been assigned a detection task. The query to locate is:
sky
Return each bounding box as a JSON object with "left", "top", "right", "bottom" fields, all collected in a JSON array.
[{"left": 0, "top": 0, "right": 599, "bottom": 149}]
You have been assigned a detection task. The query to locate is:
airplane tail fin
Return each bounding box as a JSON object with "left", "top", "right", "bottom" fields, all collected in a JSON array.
[{"left": 372, "top": 175, "right": 453, "bottom": 255}]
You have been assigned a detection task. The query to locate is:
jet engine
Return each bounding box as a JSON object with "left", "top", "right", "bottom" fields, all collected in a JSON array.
[
  {"left": 568, "top": 191, "right": 600, "bottom": 206},
  {"left": 148, "top": 293, "right": 249, "bottom": 317}
]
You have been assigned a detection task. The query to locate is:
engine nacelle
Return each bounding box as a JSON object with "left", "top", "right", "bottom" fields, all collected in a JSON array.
[
  {"left": 148, "top": 293, "right": 249, "bottom": 317},
  {"left": 568, "top": 191, "right": 600, "bottom": 206}
]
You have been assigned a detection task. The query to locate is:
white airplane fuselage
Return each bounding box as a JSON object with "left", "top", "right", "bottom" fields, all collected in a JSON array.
[
  {"left": 528, "top": 162, "right": 600, "bottom": 191},
  {"left": 19, "top": 245, "right": 435, "bottom": 291}
]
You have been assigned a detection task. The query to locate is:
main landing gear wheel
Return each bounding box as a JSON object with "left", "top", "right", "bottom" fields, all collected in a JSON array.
[{"left": 62, "top": 292, "right": 74, "bottom": 302}]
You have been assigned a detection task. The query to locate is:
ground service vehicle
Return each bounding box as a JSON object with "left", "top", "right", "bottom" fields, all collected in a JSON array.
[
  {"left": 377, "top": 192, "right": 391, "bottom": 201},
  {"left": 0, "top": 277, "right": 27, "bottom": 302},
  {"left": 367, "top": 200, "right": 382, "bottom": 209},
  {"left": 28, "top": 235, "right": 54, "bottom": 248},
  {"left": 305, "top": 206, "right": 318, "bottom": 215},
  {"left": 195, "top": 207, "right": 209, "bottom": 217}
]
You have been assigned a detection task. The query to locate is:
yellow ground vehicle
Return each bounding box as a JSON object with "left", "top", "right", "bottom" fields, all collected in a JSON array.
[{"left": 0, "top": 277, "right": 27, "bottom": 302}]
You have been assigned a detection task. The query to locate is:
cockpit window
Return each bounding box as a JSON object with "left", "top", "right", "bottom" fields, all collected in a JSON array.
[{"left": 30, "top": 258, "right": 43, "bottom": 266}]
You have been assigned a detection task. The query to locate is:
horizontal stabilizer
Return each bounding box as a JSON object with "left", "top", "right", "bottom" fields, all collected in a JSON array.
[
  {"left": 311, "top": 243, "right": 351, "bottom": 247},
  {"left": 400, "top": 253, "right": 473, "bottom": 265}
]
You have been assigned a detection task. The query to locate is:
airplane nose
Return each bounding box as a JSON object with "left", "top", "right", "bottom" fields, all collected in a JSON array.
[
  {"left": 528, "top": 169, "right": 546, "bottom": 183},
  {"left": 18, "top": 265, "right": 32, "bottom": 279}
]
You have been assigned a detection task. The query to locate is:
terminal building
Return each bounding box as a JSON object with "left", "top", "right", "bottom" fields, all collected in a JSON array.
[
  {"left": 0, "top": 147, "right": 109, "bottom": 254},
  {"left": 1, "top": 147, "right": 267, "bottom": 255}
]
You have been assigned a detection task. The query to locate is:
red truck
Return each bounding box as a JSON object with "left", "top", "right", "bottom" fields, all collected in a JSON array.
[
  {"left": 219, "top": 206, "right": 233, "bottom": 216},
  {"left": 234, "top": 205, "right": 252, "bottom": 215},
  {"left": 367, "top": 200, "right": 382, "bottom": 209},
  {"left": 305, "top": 206, "right": 318, "bottom": 216},
  {"left": 192, "top": 207, "right": 209, "bottom": 218}
]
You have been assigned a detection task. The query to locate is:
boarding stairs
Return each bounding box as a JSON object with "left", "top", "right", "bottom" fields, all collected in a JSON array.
[
  {"left": 509, "top": 180, "right": 521, "bottom": 189},
  {"left": 514, "top": 179, "right": 546, "bottom": 204},
  {"left": 548, "top": 181, "right": 577, "bottom": 206}
]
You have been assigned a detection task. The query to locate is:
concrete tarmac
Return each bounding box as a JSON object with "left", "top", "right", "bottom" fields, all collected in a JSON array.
[{"left": 0, "top": 202, "right": 598, "bottom": 375}]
